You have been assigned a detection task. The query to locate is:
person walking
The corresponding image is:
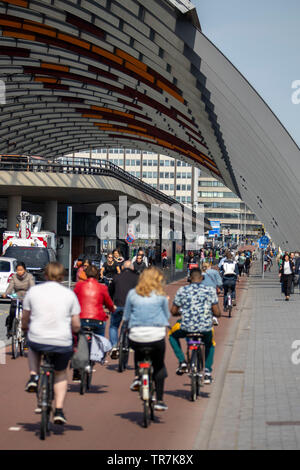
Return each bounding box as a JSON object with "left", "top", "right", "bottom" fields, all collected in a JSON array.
[
  {"left": 21, "top": 262, "right": 81, "bottom": 425},
  {"left": 123, "top": 267, "right": 170, "bottom": 411},
  {"left": 279, "top": 254, "right": 295, "bottom": 301}
]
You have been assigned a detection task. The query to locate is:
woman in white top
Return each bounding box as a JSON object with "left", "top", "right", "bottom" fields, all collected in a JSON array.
[
  {"left": 22, "top": 262, "right": 81, "bottom": 424},
  {"left": 279, "top": 254, "right": 295, "bottom": 301}
]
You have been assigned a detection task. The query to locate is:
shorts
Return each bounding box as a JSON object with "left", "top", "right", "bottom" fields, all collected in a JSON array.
[{"left": 27, "top": 340, "right": 73, "bottom": 371}]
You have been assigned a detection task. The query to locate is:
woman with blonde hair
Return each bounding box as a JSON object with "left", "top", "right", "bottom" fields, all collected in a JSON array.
[{"left": 123, "top": 267, "right": 170, "bottom": 411}]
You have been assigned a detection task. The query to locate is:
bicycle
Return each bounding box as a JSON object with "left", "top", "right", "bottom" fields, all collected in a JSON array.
[
  {"left": 138, "top": 347, "right": 155, "bottom": 428},
  {"left": 8, "top": 295, "right": 26, "bottom": 359},
  {"left": 186, "top": 333, "right": 205, "bottom": 402},
  {"left": 37, "top": 352, "right": 55, "bottom": 440},
  {"left": 118, "top": 321, "right": 129, "bottom": 373},
  {"left": 79, "top": 324, "right": 97, "bottom": 395},
  {"left": 224, "top": 285, "right": 235, "bottom": 318}
]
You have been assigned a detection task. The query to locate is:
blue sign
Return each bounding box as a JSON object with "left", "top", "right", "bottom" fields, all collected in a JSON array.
[
  {"left": 258, "top": 235, "right": 270, "bottom": 249},
  {"left": 208, "top": 221, "right": 221, "bottom": 238}
]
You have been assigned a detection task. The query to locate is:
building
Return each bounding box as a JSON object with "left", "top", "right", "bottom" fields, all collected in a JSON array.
[{"left": 68, "top": 149, "right": 262, "bottom": 244}]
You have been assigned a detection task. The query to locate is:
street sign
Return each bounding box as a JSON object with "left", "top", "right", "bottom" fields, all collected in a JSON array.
[{"left": 208, "top": 221, "right": 220, "bottom": 238}]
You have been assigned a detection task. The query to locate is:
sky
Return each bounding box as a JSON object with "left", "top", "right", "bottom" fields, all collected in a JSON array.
[{"left": 193, "top": 0, "right": 300, "bottom": 146}]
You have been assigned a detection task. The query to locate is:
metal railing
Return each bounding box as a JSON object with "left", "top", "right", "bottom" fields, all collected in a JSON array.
[{"left": 0, "top": 158, "right": 197, "bottom": 214}]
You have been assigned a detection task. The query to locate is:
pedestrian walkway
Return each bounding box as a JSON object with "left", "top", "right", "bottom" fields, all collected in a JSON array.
[{"left": 195, "top": 260, "right": 300, "bottom": 450}]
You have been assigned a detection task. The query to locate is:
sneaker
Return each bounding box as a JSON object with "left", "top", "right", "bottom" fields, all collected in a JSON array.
[
  {"left": 53, "top": 409, "right": 67, "bottom": 425},
  {"left": 176, "top": 361, "right": 188, "bottom": 376},
  {"left": 213, "top": 316, "right": 219, "bottom": 326},
  {"left": 204, "top": 373, "right": 213, "bottom": 384},
  {"left": 130, "top": 378, "right": 141, "bottom": 391},
  {"left": 25, "top": 375, "right": 39, "bottom": 393},
  {"left": 110, "top": 347, "right": 119, "bottom": 360},
  {"left": 232, "top": 299, "right": 237, "bottom": 306},
  {"left": 154, "top": 401, "right": 168, "bottom": 411}
]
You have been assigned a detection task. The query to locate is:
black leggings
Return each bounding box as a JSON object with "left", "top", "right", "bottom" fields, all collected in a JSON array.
[{"left": 129, "top": 338, "right": 167, "bottom": 401}]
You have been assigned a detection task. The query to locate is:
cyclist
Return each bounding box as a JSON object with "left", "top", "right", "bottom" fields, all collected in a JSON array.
[
  {"left": 76, "top": 258, "right": 91, "bottom": 282},
  {"left": 133, "top": 254, "right": 147, "bottom": 275},
  {"left": 113, "top": 248, "right": 125, "bottom": 270},
  {"left": 123, "top": 267, "right": 170, "bottom": 411},
  {"left": 73, "top": 265, "right": 115, "bottom": 380},
  {"left": 220, "top": 252, "right": 239, "bottom": 310},
  {"left": 108, "top": 260, "right": 139, "bottom": 359},
  {"left": 100, "top": 252, "right": 121, "bottom": 283},
  {"left": 21, "top": 262, "right": 81, "bottom": 425},
  {"left": 3, "top": 261, "right": 35, "bottom": 338},
  {"left": 169, "top": 268, "right": 221, "bottom": 383},
  {"left": 132, "top": 248, "right": 149, "bottom": 267}
]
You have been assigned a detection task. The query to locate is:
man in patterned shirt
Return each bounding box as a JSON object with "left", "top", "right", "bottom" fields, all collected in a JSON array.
[{"left": 169, "top": 268, "right": 221, "bottom": 383}]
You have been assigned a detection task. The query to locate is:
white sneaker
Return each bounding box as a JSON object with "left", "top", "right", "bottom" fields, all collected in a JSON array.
[
  {"left": 130, "top": 378, "right": 141, "bottom": 391},
  {"left": 213, "top": 316, "right": 219, "bottom": 326}
]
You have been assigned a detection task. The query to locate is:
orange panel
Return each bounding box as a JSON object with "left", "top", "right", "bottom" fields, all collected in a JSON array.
[
  {"left": 1, "top": 0, "right": 28, "bottom": 7},
  {"left": 41, "top": 62, "right": 69, "bottom": 72},
  {"left": 3, "top": 30, "right": 35, "bottom": 40},
  {"left": 23, "top": 24, "right": 57, "bottom": 37},
  {"left": 94, "top": 123, "right": 113, "bottom": 128},
  {"left": 58, "top": 33, "right": 90, "bottom": 50},
  {"left": 128, "top": 125, "right": 147, "bottom": 132},
  {"left": 82, "top": 114, "right": 103, "bottom": 119},
  {"left": 157, "top": 80, "right": 184, "bottom": 103},
  {"left": 115, "top": 49, "right": 147, "bottom": 71},
  {"left": 35, "top": 77, "right": 58, "bottom": 83},
  {"left": 125, "top": 62, "right": 154, "bottom": 83},
  {"left": 91, "top": 106, "right": 112, "bottom": 113},
  {"left": 91, "top": 45, "right": 123, "bottom": 64},
  {"left": 0, "top": 19, "right": 22, "bottom": 28}
]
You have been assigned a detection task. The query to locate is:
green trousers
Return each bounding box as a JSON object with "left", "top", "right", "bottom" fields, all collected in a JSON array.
[{"left": 169, "top": 328, "right": 215, "bottom": 373}]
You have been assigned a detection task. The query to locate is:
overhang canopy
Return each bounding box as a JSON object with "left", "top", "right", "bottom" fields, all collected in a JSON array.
[{"left": 0, "top": 0, "right": 299, "bottom": 249}]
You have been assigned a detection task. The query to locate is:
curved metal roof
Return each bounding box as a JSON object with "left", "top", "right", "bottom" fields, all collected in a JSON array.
[{"left": 0, "top": 0, "right": 299, "bottom": 248}]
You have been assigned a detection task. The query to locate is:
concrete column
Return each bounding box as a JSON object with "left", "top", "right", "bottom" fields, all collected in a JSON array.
[
  {"left": 44, "top": 200, "right": 58, "bottom": 233},
  {"left": 7, "top": 195, "right": 22, "bottom": 231}
]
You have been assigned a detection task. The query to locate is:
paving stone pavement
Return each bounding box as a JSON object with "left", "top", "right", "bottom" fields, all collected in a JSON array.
[{"left": 196, "top": 260, "right": 300, "bottom": 450}]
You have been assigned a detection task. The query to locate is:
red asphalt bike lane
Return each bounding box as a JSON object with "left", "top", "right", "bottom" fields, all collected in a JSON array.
[{"left": 0, "top": 274, "right": 248, "bottom": 450}]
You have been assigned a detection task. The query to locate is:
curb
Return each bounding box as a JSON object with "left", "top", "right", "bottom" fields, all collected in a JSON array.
[{"left": 193, "top": 275, "right": 250, "bottom": 450}]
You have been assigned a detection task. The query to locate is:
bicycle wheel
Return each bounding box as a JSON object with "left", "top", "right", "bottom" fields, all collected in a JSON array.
[
  {"left": 86, "top": 363, "right": 93, "bottom": 391},
  {"left": 190, "top": 350, "right": 197, "bottom": 401},
  {"left": 118, "top": 332, "right": 129, "bottom": 373},
  {"left": 11, "top": 318, "right": 18, "bottom": 359},
  {"left": 143, "top": 400, "right": 151, "bottom": 428},
  {"left": 80, "top": 369, "right": 87, "bottom": 395},
  {"left": 39, "top": 376, "right": 50, "bottom": 440}
]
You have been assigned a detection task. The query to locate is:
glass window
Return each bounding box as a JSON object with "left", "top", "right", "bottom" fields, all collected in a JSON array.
[
  {"left": 160, "top": 160, "right": 165, "bottom": 166},
  {"left": 142, "top": 172, "right": 147, "bottom": 178},
  {"left": 148, "top": 160, "right": 153, "bottom": 166},
  {"left": 177, "top": 161, "right": 181, "bottom": 166},
  {"left": 176, "top": 185, "right": 181, "bottom": 191},
  {"left": 153, "top": 172, "right": 157, "bottom": 178},
  {"left": 170, "top": 184, "right": 174, "bottom": 190},
  {"left": 165, "top": 160, "right": 170, "bottom": 166},
  {"left": 160, "top": 172, "right": 164, "bottom": 178},
  {"left": 159, "top": 184, "right": 164, "bottom": 190},
  {"left": 164, "top": 172, "right": 169, "bottom": 179},
  {"left": 182, "top": 184, "right": 186, "bottom": 191},
  {"left": 136, "top": 160, "right": 140, "bottom": 166},
  {"left": 148, "top": 172, "right": 153, "bottom": 178},
  {"left": 170, "top": 160, "right": 175, "bottom": 167},
  {"left": 164, "top": 184, "right": 169, "bottom": 190}
]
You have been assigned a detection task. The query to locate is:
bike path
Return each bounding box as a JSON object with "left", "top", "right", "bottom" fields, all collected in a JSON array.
[
  {"left": 0, "top": 275, "right": 248, "bottom": 450},
  {"left": 197, "top": 261, "right": 300, "bottom": 450}
]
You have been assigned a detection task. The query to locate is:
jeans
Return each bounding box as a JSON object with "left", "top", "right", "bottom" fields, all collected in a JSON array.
[
  {"left": 223, "top": 277, "right": 236, "bottom": 308},
  {"left": 109, "top": 307, "right": 124, "bottom": 347},
  {"left": 80, "top": 319, "right": 106, "bottom": 336}
]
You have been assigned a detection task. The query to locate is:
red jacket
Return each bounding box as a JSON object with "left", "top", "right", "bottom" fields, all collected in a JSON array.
[{"left": 74, "top": 278, "right": 115, "bottom": 321}]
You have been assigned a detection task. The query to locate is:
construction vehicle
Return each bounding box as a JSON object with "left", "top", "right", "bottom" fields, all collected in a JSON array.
[{"left": 2, "top": 211, "right": 56, "bottom": 255}]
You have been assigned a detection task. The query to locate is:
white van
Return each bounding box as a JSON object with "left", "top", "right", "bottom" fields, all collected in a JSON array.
[{"left": 0, "top": 257, "right": 17, "bottom": 295}]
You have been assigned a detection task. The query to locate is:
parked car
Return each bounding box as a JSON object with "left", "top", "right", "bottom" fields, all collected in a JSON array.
[
  {"left": 0, "top": 257, "right": 17, "bottom": 295},
  {"left": 3, "top": 246, "right": 56, "bottom": 283}
]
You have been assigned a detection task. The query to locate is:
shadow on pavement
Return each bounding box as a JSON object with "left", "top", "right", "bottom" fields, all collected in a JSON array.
[
  {"left": 67, "top": 384, "right": 108, "bottom": 394},
  {"left": 17, "top": 421, "right": 83, "bottom": 437},
  {"left": 115, "top": 411, "right": 163, "bottom": 428}
]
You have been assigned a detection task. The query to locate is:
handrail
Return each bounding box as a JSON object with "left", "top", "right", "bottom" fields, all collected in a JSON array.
[{"left": 0, "top": 158, "right": 199, "bottom": 218}]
